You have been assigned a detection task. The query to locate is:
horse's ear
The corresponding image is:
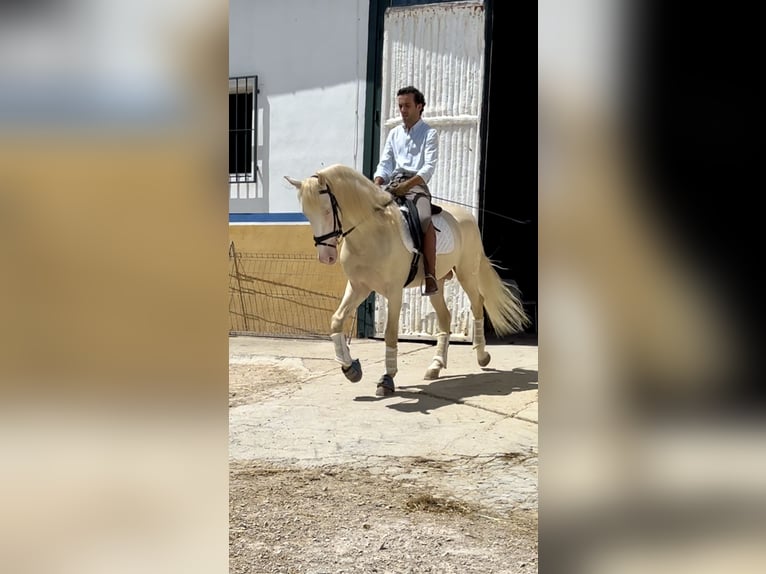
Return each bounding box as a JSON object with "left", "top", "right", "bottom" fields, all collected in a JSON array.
[
  {"left": 314, "top": 173, "right": 328, "bottom": 191},
  {"left": 284, "top": 176, "right": 302, "bottom": 189}
]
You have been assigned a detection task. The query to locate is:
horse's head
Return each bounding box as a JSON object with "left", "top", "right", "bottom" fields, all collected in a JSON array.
[{"left": 285, "top": 173, "right": 339, "bottom": 265}]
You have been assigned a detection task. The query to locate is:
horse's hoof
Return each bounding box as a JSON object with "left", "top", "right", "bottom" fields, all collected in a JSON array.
[
  {"left": 478, "top": 352, "right": 491, "bottom": 367},
  {"left": 424, "top": 367, "right": 441, "bottom": 380},
  {"left": 375, "top": 374, "right": 395, "bottom": 397},
  {"left": 342, "top": 358, "right": 363, "bottom": 382},
  {"left": 424, "top": 359, "right": 444, "bottom": 380}
]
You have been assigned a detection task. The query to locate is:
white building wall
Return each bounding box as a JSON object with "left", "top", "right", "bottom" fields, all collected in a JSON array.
[{"left": 229, "top": 0, "right": 370, "bottom": 215}]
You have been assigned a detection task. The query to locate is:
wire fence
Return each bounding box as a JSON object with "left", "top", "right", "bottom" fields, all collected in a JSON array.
[{"left": 229, "top": 243, "right": 356, "bottom": 340}]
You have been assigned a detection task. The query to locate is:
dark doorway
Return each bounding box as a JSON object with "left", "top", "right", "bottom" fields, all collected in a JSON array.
[
  {"left": 480, "top": 0, "right": 537, "bottom": 341},
  {"left": 362, "top": 0, "right": 538, "bottom": 343}
]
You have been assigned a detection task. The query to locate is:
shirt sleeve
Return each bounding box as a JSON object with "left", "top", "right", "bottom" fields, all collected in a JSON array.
[
  {"left": 373, "top": 130, "right": 396, "bottom": 183},
  {"left": 417, "top": 127, "right": 439, "bottom": 184}
]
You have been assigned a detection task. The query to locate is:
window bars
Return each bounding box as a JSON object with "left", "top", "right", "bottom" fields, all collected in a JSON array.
[{"left": 229, "top": 76, "right": 258, "bottom": 190}]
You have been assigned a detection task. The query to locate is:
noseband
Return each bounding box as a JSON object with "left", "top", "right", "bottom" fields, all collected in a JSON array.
[{"left": 312, "top": 182, "right": 356, "bottom": 249}]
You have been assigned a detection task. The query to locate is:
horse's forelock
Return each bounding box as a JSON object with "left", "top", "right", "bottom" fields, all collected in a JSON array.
[{"left": 297, "top": 175, "right": 325, "bottom": 212}]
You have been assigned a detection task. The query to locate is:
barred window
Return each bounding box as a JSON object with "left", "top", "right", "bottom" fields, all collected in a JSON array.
[{"left": 229, "top": 75, "right": 258, "bottom": 184}]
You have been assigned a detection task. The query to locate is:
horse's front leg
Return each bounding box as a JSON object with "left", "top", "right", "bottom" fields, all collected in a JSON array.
[
  {"left": 376, "top": 291, "right": 403, "bottom": 397},
  {"left": 330, "top": 281, "right": 370, "bottom": 382}
]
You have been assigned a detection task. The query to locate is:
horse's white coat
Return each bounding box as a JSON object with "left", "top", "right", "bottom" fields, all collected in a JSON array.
[{"left": 286, "top": 164, "right": 529, "bottom": 388}]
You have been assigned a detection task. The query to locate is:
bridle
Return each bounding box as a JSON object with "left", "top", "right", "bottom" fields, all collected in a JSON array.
[{"left": 311, "top": 181, "right": 357, "bottom": 249}]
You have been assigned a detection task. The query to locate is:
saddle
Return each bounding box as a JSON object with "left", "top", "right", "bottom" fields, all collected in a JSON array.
[
  {"left": 392, "top": 193, "right": 442, "bottom": 249},
  {"left": 392, "top": 194, "right": 442, "bottom": 287}
]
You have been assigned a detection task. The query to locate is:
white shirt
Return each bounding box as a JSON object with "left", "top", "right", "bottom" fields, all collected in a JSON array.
[{"left": 373, "top": 118, "right": 438, "bottom": 184}]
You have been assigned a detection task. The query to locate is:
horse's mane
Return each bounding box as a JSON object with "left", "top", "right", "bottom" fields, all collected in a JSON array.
[{"left": 309, "top": 164, "right": 398, "bottom": 227}]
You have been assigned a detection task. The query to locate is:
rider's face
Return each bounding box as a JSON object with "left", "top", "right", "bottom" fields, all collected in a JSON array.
[{"left": 397, "top": 94, "right": 421, "bottom": 128}]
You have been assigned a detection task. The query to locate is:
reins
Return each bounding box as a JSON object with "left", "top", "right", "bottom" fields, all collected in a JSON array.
[{"left": 311, "top": 180, "right": 394, "bottom": 249}]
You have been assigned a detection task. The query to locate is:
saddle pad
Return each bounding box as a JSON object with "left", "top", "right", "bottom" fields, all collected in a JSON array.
[{"left": 399, "top": 212, "right": 455, "bottom": 255}]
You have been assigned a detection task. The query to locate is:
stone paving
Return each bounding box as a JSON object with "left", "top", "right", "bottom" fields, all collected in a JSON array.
[{"left": 229, "top": 335, "right": 539, "bottom": 515}]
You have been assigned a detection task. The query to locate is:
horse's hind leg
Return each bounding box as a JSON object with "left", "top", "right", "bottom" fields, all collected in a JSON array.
[
  {"left": 455, "top": 273, "right": 492, "bottom": 367},
  {"left": 331, "top": 281, "right": 370, "bottom": 382},
  {"left": 424, "top": 280, "right": 451, "bottom": 380}
]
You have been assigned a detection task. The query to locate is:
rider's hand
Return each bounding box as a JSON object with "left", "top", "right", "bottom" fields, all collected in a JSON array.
[{"left": 387, "top": 181, "right": 407, "bottom": 197}]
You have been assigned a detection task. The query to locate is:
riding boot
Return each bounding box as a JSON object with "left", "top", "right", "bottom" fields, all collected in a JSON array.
[{"left": 422, "top": 222, "right": 438, "bottom": 295}]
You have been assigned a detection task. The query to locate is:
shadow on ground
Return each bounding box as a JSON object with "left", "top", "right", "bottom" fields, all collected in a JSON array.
[{"left": 352, "top": 368, "right": 538, "bottom": 414}]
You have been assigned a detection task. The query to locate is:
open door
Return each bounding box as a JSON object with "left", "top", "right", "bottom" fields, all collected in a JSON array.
[{"left": 374, "top": 1, "right": 486, "bottom": 342}]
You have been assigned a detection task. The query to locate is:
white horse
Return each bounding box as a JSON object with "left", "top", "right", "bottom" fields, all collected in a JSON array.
[{"left": 286, "top": 164, "right": 529, "bottom": 396}]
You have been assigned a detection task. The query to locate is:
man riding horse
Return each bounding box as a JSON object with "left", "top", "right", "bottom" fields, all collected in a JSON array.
[{"left": 373, "top": 85, "right": 439, "bottom": 296}]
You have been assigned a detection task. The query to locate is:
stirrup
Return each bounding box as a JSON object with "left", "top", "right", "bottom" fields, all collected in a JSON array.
[{"left": 422, "top": 274, "right": 439, "bottom": 296}]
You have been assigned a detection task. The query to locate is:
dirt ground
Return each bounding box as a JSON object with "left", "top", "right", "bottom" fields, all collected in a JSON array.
[{"left": 229, "top": 361, "right": 538, "bottom": 574}]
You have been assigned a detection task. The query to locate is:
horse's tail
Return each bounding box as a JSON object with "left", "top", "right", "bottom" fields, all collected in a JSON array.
[{"left": 478, "top": 256, "right": 531, "bottom": 336}]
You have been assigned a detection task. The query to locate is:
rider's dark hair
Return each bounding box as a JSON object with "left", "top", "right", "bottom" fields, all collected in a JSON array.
[{"left": 397, "top": 86, "right": 426, "bottom": 108}]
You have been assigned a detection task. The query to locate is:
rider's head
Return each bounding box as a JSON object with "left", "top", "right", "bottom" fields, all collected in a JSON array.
[{"left": 396, "top": 86, "right": 426, "bottom": 129}]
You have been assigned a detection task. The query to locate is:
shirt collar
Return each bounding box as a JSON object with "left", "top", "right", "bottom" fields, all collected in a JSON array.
[{"left": 402, "top": 117, "right": 423, "bottom": 133}]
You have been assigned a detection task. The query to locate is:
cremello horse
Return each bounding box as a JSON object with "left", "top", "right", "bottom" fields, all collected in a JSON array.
[{"left": 286, "top": 164, "right": 529, "bottom": 396}]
